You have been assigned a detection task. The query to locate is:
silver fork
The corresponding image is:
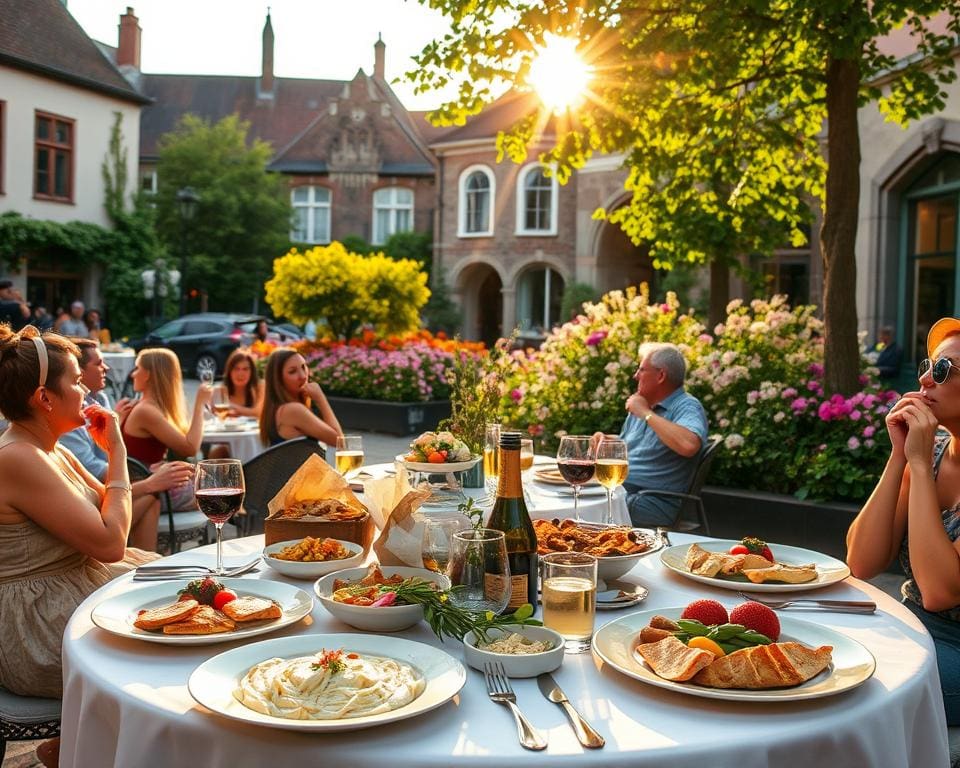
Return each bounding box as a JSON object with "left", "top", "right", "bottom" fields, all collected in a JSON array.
[
  {"left": 736, "top": 591, "right": 876, "bottom": 613},
  {"left": 483, "top": 662, "right": 547, "bottom": 751},
  {"left": 133, "top": 557, "right": 262, "bottom": 581}
]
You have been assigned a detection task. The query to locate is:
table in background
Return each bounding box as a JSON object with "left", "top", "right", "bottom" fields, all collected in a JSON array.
[
  {"left": 203, "top": 419, "right": 264, "bottom": 464},
  {"left": 101, "top": 349, "right": 136, "bottom": 401},
  {"left": 60, "top": 533, "right": 948, "bottom": 767}
]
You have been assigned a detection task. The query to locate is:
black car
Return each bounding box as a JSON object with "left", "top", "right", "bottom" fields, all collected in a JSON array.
[{"left": 131, "top": 313, "right": 262, "bottom": 379}]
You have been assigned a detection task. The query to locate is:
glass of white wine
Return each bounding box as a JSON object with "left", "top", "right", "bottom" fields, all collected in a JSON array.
[
  {"left": 541, "top": 551, "right": 597, "bottom": 654},
  {"left": 335, "top": 435, "right": 364, "bottom": 480},
  {"left": 483, "top": 422, "right": 500, "bottom": 495},
  {"left": 211, "top": 386, "right": 231, "bottom": 423},
  {"left": 596, "top": 437, "right": 628, "bottom": 525}
]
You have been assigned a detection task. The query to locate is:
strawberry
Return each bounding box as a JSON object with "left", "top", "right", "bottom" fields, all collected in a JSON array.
[
  {"left": 729, "top": 601, "right": 780, "bottom": 641},
  {"left": 178, "top": 577, "right": 224, "bottom": 606},
  {"left": 680, "top": 599, "right": 728, "bottom": 626},
  {"left": 741, "top": 536, "right": 774, "bottom": 561}
]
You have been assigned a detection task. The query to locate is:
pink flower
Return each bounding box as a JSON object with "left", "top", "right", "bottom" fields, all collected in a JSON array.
[
  {"left": 661, "top": 303, "right": 671, "bottom": 313},
  {"left": 790, "top": 397, "right": 808, "bottom": 411},
  {"left": 863, "top": 425, "right": 876, "bottom": 438},
  {"left": 528, "top": 424, "right": 545, "bottom": 437},
  {"left": 847, "top": 436, "right": 861, "bottom": 450},
  {"left": 698, "top": 334, "right": 714, "bottom": 344},
  {"left": 510, "top": 388, "right": 523, "bottom": 403},
  {"left": 782, "top": 387, "right": 798, "bottom": 399},
  {"left": 849, "top": 410, "right": 861, "bottom": 421},
  {"left": 817, "top": 402, "right": 833, "bottom": 421},
  {"left": 585, "top": 330, "right": 608, "bottom": 347}
]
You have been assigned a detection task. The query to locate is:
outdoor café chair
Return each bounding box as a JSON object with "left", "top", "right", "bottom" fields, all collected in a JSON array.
[
  {"left": 0, "top": 685, "right": 60, "bottom": 762},
  {"left": 127, "top": 457, "right": 209, "bottom": 554}
]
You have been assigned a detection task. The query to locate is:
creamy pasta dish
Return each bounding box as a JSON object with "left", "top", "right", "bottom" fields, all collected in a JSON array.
[{"left": 233, "top": 649, "right": 425, "bottom": 720}]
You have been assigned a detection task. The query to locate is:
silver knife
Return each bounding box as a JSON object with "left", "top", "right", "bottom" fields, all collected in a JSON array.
[{"left": 536, "top": 672, "right": 605, "bottom": 749}]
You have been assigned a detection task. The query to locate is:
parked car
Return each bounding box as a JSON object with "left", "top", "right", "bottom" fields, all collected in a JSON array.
[{"left": 131, "top": 313, "right": 261, "bottom": 379}]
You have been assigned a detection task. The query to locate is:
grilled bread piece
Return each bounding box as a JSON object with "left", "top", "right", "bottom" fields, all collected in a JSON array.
[
  {"left": 649, "top": 615, "right": 681, "bottom": 631},
  {"left": 221, "top": 595, "right": 282, "bottom": 622},
  {"left": 636, "top": 635, "right": 716, "bottom": 681},
  {"left": 742, "top": 563, "right": 817, "bottom": 584},
  {"left": 133, "top": 599, "right": 200, "bottom": 630},
  {"left": 162, "top": 605, "right": 236, "bottom": 635},
  {"left": 639, "top": 626, "right": 674, "bottom": 644},
  {"left": 720, "top": 553, "right": 774, "bottom": 574},
  {"left": 692, "top": 642, "right": 832, "bottom": 689}
]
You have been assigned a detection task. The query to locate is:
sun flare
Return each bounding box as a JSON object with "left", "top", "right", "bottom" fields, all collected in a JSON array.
[{"left": 527, "top": 34, "right": 592, "bottom": 113}]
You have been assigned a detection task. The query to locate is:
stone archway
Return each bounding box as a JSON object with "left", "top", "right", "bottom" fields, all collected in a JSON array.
[
  {"left": 592, "top": 207, "right": 656, "bottom": 294},
  {"left": 453, "top": 262, "right": 503, "bottom": 345}
]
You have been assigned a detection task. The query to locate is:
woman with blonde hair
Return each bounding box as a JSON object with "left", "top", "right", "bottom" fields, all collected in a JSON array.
[{"left": 259, "top": 348, "right": 342, "bottom": 447}]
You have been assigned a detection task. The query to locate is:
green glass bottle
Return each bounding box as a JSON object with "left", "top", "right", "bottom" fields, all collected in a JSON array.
[{"left": 487, "top": 431, "right": 538, "bottom": 611}]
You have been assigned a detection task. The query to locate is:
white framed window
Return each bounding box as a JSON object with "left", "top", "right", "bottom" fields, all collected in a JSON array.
[
  {"left": 515, "top": 163, "right": 558, "bottom": 235},
  {"left": 516, "top": 266, "right": 564, "bottom": 336},
  {"left": 140, "top": 171, "right": 157, "bottom": 194},
  {"left": 372, "top": 186, "right": 414, "bottom": 245},
  {"left": 458, "top": 165, "right": 495, "bottom": 237},
  {"left": 291, "top": 185, "right": 331, "bottom": 243}
]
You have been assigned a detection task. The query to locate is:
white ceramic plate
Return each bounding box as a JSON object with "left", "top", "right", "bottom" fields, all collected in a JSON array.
[
  {"left": 596, "top": 584, "right": 649, "bottom": 610},
  {"left": 189, "top": 633, "right": 466, "bottom": 731},
  {"left": 263, "top": 538, "right": 365, "bottom": 579},
  {"left": 659, "top": 539, "right": 851, "bottom": 592},
  {"left": 593, "top": 608, "right": 875, "bottom": 702},
  {"left": 91, "top": 578, "right": 313, "bottom": 645},
  {"left": 395, "top": 455, "right": 481, "bottom": 474}
]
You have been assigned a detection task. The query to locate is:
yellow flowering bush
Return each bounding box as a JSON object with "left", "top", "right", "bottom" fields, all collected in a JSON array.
[{"left": 265, "top": 242, "right": 430, "bottom": 340}]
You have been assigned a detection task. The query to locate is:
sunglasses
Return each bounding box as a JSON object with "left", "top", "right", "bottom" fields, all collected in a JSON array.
[{"left": 918, "top": 356, "right": 960, "bottom": 384}]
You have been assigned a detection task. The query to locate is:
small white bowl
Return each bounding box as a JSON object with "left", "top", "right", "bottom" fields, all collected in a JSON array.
[
  {"left": 314, "top": 566, "right": 450, "bottom": 632},
  {"left": 462, "top": 625, "right": 564, "bottom": 678},
  {"left": 263, "top": 538, "right": 364, "bottom": 580},
  {"left": 596, "top": 551, "right": 649, "bottom": 581}
]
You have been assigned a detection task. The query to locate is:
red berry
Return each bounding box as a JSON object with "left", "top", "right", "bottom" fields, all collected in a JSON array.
[
  {"left": 729, "top": 544, "right": 749, "bottom": 555},
  {"left": 730, "top": 601, "right": 781, "bottom": 641},
  {"left": 680, "top": 599, "right": 729, "bottom": 626}
]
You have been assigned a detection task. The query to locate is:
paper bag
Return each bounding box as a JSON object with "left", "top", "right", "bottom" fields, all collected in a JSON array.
[
  {"left": 371, "top": 485, "right": 433, "bottom": 567},
  {"left": 266, "top": 454, "right": 366, "bottom": 518}
]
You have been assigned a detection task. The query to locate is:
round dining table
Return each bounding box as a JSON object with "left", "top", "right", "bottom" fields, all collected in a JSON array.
[
  {"left": 60, "top": 532, "right": 949, "bottom": 767},
  {"left": 202, "top": 418, "right": 264, "bottom": 464}
]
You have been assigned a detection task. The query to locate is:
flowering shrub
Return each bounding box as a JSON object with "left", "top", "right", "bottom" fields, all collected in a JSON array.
[{"left": 489, "top": 285, "right": 897, "bottom": 503}]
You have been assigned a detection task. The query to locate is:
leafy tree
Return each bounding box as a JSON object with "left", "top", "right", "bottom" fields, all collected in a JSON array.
[
  {"left": 383, "top": 230, "right": 433, "bottom": 275},
  {"left": 154, "top": 115, "right": 291, "bottom": 313},
  {"left": 265, "top": 242, "right": 430, "bottom": 340},
  {"left": 560, "top": 281, "right": 599, "bottom": 321},
  {"left": 422, "top": 267, "right": 463, "bottom": 333},
  {"left": 408, "top": 0, "right": 960, "bottom": 393}
]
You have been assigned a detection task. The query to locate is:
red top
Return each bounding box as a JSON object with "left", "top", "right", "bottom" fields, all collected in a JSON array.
[{"left": 122, "top": 425, "right": 167, "bottom": 466}]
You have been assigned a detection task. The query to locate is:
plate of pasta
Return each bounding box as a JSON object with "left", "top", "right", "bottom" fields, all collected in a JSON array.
[{"left": 188, "top": 633, "right": 467, "bottom": 732}]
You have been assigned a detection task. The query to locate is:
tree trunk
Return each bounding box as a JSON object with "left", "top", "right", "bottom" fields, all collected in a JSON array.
[
  {"left": 708, "top": 259, "right": 730, "bottom": 329},
  {"left": 820, "top": 55, "right": 862, "bottom": 395}
]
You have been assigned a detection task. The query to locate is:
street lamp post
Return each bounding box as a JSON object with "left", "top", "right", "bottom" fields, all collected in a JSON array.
[
  {"left": 141, "top": 259, "right": 181, "bottom": 330},
  {"left": 176, "top": 186, "right": 200, "bottom": 316}
]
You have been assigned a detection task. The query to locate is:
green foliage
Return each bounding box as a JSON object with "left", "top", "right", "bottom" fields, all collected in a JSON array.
[
  {"left": 382, "top": 230, "right": 433, "bottom": 275},
  {"left": 340, "top": 234, "right": 373, "bottom": 255},
  {"left": 438, "top": 339, "right": 503, "bottom": 453},
  {"left": 559, "top": 281, "right": 599, "bottom": 322},
  {"left": 155, "top": 114, "right": 291, "bottom": 312},
  {"left": 102, "top": 112, "right": 128, "bottom": 220},
  {"left": 422, "top": 268, "right": 462, "bottom": 334},
  {"left": 265, "top": 242, "right": 431, "bottom": 340}
]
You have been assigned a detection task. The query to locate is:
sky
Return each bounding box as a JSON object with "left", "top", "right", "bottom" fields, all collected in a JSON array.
[{"left": 65, "top": 0, "right": 459, "bottom": 110}]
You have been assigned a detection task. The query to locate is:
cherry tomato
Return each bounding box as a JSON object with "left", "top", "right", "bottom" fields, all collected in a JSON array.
[
  {"left": 212, "top": 589, "right": 237, "bottom": 611},
  {"left": 728, "top": 544, "right": 749, "bottom": 555},
  {"left": 427, "top": 452, "right": 446, "bottom": 464}
]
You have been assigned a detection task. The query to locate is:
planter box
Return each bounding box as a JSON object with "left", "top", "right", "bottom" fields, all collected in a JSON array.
[
  {"left": 702, "top": 485, "right": 860, "bottom": 561},
  {"left": 327, "top": 396, "right": 452, "bottom": 436}
]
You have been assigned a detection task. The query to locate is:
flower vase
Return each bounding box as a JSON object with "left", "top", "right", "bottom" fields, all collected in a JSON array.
[{"left": 461, "top": 461, "right": 484, "bottom": 489}]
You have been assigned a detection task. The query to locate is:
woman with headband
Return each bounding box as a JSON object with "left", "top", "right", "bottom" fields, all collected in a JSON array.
[
  {"left": 0, "top": 324, "right": 155, "bottom": 704},
  {"left": 848, "top": 317, "right": 960, "bottom": 725}
]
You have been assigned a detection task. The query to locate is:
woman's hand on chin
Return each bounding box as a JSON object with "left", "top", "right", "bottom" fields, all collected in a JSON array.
[{"left": 84, "top": 404, "right": 123, "bottom": 453}]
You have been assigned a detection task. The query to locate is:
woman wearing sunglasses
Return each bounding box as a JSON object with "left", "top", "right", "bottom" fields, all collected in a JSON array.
[{"left": 847, "top": 317, "right": 960, "bottom": 725}]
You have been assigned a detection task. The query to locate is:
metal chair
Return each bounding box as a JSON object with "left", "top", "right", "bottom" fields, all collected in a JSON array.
[
  {"left": 127, "top": 458, "right": 209, "bottom": 554},
  {"left": 239, "top": 438, "right": 328, "bottom": 536},
  {"left": 629, "top": 435, "right": 722, "bottom": 535},
  {"left": 0, "top": 686, "right": 60, "bottom": 762}
]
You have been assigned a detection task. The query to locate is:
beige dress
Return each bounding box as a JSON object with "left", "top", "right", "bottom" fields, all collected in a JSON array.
[{"left": 0, "top": 443, "right": 156, "bottom": 698}]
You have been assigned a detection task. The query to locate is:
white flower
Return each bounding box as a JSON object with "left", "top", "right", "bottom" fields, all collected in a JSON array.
[{"left": 724, "top": 434, "right": 745, "bottom": 450}]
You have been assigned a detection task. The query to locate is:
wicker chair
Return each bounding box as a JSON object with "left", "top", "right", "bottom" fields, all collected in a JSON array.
[
  {"left": 127, "top": 458, "right": 209, "bottom": 554},
  {"left": 628, "top": 435, "right": 722, "bottom": 535},
  {"left": 0, "top": 686, "right": 60, "bottom": 762},
  {"left": 239, "top": 438, "right": 328, "bottom": 536}
]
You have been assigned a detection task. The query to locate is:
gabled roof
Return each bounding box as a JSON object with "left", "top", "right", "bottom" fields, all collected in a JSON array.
[
  {"left": 426, "top": 90, "right": 557, "bottom": 147},
  {"left": 0, "top": 0, "right": 148, "bottom": 104}
]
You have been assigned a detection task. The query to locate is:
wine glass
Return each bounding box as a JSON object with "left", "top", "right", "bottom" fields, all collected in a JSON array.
[
  {"left": 211, "top": 387, "right": 231, "bottom": 423},
  {"left": 335, "top": 435, "right": 364, "bottom": 480},
  {"left": 194, "top": 459, "right": 245, "bottom": 576},
  {"left": 446, "top": 528, "right": 511, "bottom": 615},
  {"left": 556, "top": 435, "right": 596, "bottom": 522},
  {"left": 421, "top": 515, "right": 471, "bottom": 574},
  {"left": 596, "top": 437, "right": 628, "bottom": 525},
  {"left": 199, "top": 368, "right": 215, "bottom": 387}
]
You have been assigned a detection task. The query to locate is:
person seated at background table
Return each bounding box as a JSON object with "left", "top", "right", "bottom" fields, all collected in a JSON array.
[
  {"left": 0, "top": 324, "right": 157, "bottom": 703},
  {"left": 84, "top": 308, "right": 111, "bottom": 345},
  {"left": 59, "top": 339, "right": 194, "bottom": 550},
  {"left": 868, "top": 325, "right": 902, "bottom": 382},
  {"left": 121, "top": 348, "right": 212, "bottom": 508},
  {"left": 0, "top": 279, "right": 30, "bottom": 331},
  {"left": 218, "top": 349, "right": 263, "bottom": 418},
  {"left": 593, "top": 342, "right": 708, "bottom": 528},
  {"left": 847, "top": 317, "right": 960, "bottom": 726},
  {"left": 254, "top": 319, "right": 270, "bottom": 344},
  {"left": 56, "top": 300, "right": 87, "bottom": 336},
  {"left": 259, "top": 348, "right": 342, "bottom": 447}
]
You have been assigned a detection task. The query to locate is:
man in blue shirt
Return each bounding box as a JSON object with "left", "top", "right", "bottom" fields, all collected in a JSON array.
[{"left": 597, "top": 342, "right": 708, "bottom": 527}]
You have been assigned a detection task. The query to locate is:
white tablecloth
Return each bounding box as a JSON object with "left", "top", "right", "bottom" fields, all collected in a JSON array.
[
  {"left": 60, "top": 533, "right": 949, "bottom": 767},
  {"left": 203, "top": 425, "right": 264, "bottom": 464}
]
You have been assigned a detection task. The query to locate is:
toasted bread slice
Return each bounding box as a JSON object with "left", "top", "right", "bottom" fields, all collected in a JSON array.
[
  {"left": 636, "top": 635, "right": 715, "bottom": 681},
  {"left": 742, "top": 563, "right": 817, "bottom": 584},
  {"left": 134, "top": 599, "right": 200, "bottom": 630},
  {"left": 692, "top": 642, "right": 832, "bottom": 688},
  {"left": 162, "top": 605, "right": 236, "bottom": 635},
  {"left": 639, "top": 626, "right": 674, "bottom": 644},
  {"left": 221, "top": 595, "right": 282, "bottom": 622}
]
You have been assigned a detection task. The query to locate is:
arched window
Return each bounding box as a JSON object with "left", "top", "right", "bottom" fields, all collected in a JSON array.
[
  {"left": 516, "top": 164, "right": 558, "bottom": 235},
  {"left": 458, "top": 165, "right": 495, "bottom": 236},
  {"left": 372, "top": 187, "right": 414, "bottom": 245},
  {"left": 516, "top": 267, "right": 564, "bottom": 337},
  {"left": 291, "top": 186, "right": 331, "bottom": 243}
]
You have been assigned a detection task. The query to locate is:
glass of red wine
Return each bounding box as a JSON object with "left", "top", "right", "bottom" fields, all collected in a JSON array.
[
  {"left": 556, "top": 435, "right": 596, "bottom": 522},
  {"left": 194, "top": 458, "right": 245, "bottom": 576}
]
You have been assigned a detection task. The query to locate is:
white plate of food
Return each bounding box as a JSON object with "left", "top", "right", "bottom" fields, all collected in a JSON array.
[
  {"left": 659, "top": 539, "right": 851, "bottom": 592},
  {"left": 91, "top": 578, "right": 313, "bottom": 645},
  {"left": 188, "top": 633, "right": 466, "bottom": 731},
  {"left": 533, "top": 519, "right": 665, "bottom": 580},
  {"left": 593, "top": 608, "right": 875, "bottom": 702},
  {"left": 263, "top": 537, "right": 364, "bottom": 579},
  {"left": 395, "top": 454, "right": 481, "bottom": 474}
]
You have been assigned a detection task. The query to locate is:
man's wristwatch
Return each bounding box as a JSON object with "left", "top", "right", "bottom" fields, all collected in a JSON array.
[{"left": 644, "top": 412, "right": 654, "bottom": 423}]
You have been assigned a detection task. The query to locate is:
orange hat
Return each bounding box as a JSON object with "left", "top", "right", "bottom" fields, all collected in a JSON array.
[{"left": 927, "top": 317, "right": 960, "bottom": 356}]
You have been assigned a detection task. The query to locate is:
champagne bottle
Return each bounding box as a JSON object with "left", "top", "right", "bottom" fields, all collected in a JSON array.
[{"left": 487, "top": 431, "right": 538, "bottom": 611}]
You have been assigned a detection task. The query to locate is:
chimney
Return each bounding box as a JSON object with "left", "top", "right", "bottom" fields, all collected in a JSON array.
[
  {"left": 116, "top": 7, "right": 141, "bottom": 69},
  {"left": 374, "top": 34, "right": 385, "bottom": 79},
  {"left": 261, "top": 11, "right": 275, "bottom": 94}
]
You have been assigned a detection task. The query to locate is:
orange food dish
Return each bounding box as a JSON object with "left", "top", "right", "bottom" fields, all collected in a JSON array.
[{"left": 533, "top": 518, "right": 651, "bottom": 557}]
